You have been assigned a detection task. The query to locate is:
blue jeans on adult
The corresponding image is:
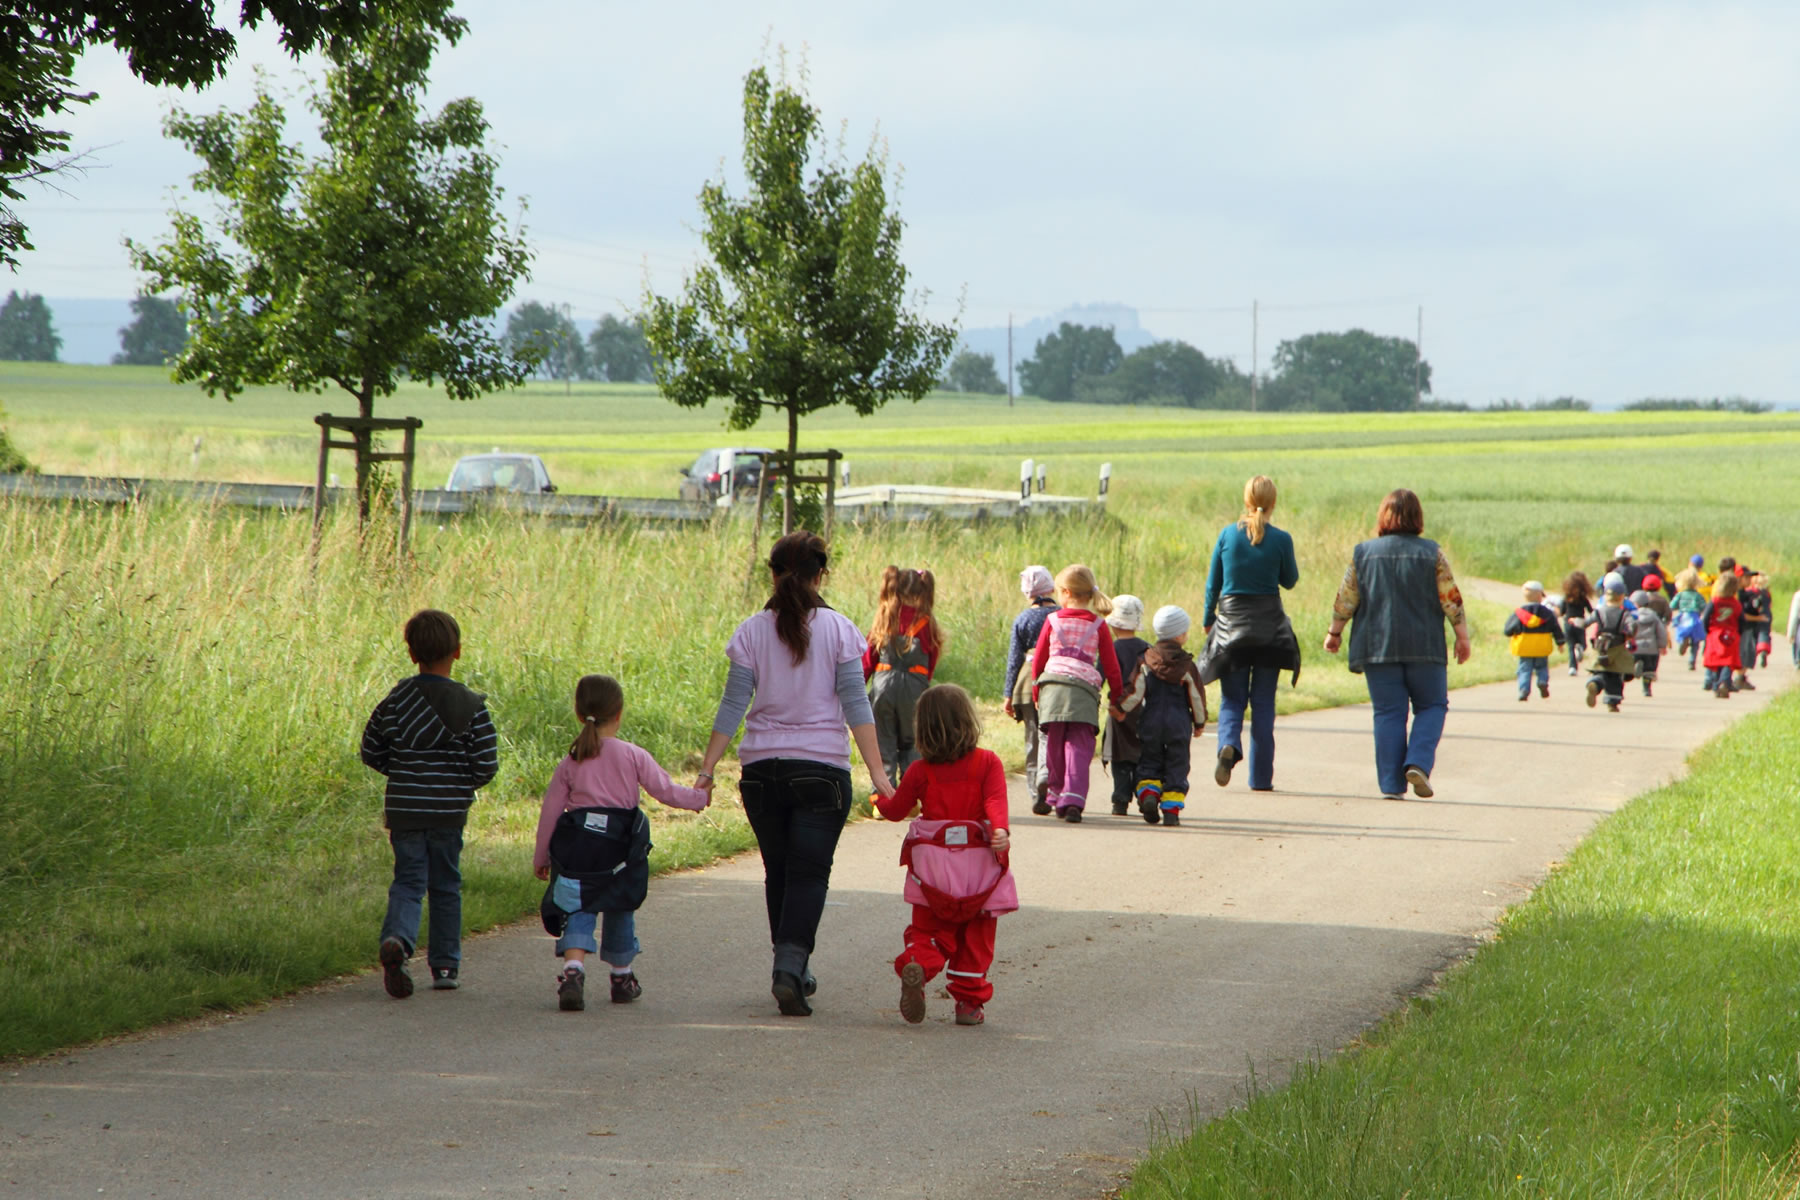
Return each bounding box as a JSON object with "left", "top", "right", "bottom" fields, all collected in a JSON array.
[
  {"left": 1216, "top": 665, "right": 1279, "bottom": 789},
  {"left": 1515, "top": 656, "right": 1549, "bottom": 697},
  {"left": 739, "top": 759, "right": 854, "bottom": 974},
  {"left": 380, "top": 826, "right": 463, "bottom": 969},
  {"left": 1361, "top": 662, "right": 1449, "bottom": 797}
]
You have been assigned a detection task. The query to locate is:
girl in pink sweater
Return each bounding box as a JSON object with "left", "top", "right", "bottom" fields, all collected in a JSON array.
[{"left": 534, "top": 674, "right": 710, "bottom": 1012}]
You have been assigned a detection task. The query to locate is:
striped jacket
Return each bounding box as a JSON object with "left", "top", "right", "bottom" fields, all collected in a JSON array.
[{"left": 361, "top": 674, "right": 499, "bottom": 830}]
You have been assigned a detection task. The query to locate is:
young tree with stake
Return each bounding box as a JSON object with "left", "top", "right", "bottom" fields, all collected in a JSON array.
[
  {"left": 126, "top": 9, "right": 536, "bottom": 522},
  {"left": 642, "top": 63, "right": 957, "bottom": 531}
]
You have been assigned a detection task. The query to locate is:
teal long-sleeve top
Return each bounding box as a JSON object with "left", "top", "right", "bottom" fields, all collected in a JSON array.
[{"left": 1203, "top": 522, "right": 1300, "bottom": 629}]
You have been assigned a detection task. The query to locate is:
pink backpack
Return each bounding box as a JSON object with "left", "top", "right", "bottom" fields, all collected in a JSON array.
[{"left": 900, "top": 819, "right": 1018, "bottom": 923}]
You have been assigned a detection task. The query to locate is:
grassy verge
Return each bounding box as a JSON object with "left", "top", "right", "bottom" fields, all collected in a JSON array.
[{"left": 1127, "top": 686, "right": 1800, "bottom": 1199}]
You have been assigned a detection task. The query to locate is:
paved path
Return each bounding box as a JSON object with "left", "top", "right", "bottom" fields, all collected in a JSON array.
[{"left": 5, "top": 664, "right": 1792, "bottom": 1199}]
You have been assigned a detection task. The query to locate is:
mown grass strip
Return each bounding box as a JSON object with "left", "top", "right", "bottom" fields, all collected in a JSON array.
[{"left": 1127, "top": 685, "right": 1800, "bottom": 1200}]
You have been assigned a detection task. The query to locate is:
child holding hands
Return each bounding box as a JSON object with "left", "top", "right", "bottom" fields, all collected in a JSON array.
[
  {"left": 534, "top": 674, "right": 710, "bottom": 1011},
  {"left": 876, "top": 684, "right": 1015, "bottom": 1027}
]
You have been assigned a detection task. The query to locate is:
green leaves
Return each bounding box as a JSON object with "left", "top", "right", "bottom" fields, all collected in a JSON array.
[{"left": 643, "top": 63, "right": 957, "bottom": 462}]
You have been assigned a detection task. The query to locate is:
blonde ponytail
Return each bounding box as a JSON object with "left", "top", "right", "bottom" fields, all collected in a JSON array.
[
  {"left": 1240, "top": 475, "right": 1277, "bottom": 546},
  {"left": 1055, "top": 563, "right": 1112, "bottom": 616}
]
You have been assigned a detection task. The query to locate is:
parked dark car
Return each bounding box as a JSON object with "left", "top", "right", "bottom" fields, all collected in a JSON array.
[
  {"left": 445, "top": 453, "right": 556, "bottom": 493},
  {"left": 678, "top": 447, "right": 776, "bottom": 504}
]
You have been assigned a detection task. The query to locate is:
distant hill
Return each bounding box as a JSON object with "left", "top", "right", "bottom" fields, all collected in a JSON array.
[{"left": 957, "top": 302, "right": 1161, "bottom": 380}]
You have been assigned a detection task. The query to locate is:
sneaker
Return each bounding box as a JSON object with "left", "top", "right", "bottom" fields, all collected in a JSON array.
[
  {"left": 1715, "top": 684, "right": 1731, "bottom": 699},
  {"left": 1111, "top": 801, "right": 1130, "bottom": 816},
  {"left": 1517, "top": 693, "right": 1529, "bottom": 702},
  {"left": 557, "top": 965, "right": 585, "bottom": 1011},
  {"left": 1382, "top": 793, "right": 1406, "bottom": 801},
  {"left": 1568, "top": 666, "right": 1579, "bottom": 677},
  {"left": 609, "top": 971, "right": 642, "bottom": 1004},
  {"left": 1161, "top": 808, "right": 1180, "bottom": 826},
  {"left": 898, "top": 961, "right": 927, "bottom": 1024},
  {"left": 1139, "top": 796, "right": 1160, "bottom": 824},
  {"left": 379, "top": 937, "right": 413, "bottom": 1000},
  {"left": 430, "top": 966, "right": 459, "bottom": 991},
  {"left": 1214, "top": 746, "right": 1237, "bottom": 787},
  {"left": 1060, "top": 806, "right": 1083, "bottom": 824},
  {"left": 954, "top": 1002, "right": 985, "bottom": 1026},
  {"left": 771, "top": 969, "right": 812, "bottom": 1017},
  {"left": 1642, "top": 682, "right": 1653, "bottom": 697},
  {"left": 1740, "top": 675, "right": 1756, "bottom": 691},
  {"left": 1585, "top": 679, "right": 1601, "bottom": 708},
  {"left": 1405, "top": 767, "right": 1433, "bottom": 799},
  {"left": 1031, "top": 798, "right": 1053, "bottom": 815},
  {"left": 1539, "top": 684, "right": 1550, "bottom": 698},
  {"left": 1605, "top": 700, "right": 1621, "bottom": 712}
]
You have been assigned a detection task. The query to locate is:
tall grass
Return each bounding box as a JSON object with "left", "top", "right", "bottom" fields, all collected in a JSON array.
[{"left": 1126, "top": 687, "right": 1800, "bottom": 1199}]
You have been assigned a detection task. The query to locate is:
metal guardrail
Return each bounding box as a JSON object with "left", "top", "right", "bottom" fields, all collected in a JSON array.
[{"left": 0, "top": 474, "right": 1101, "bottom": 525}]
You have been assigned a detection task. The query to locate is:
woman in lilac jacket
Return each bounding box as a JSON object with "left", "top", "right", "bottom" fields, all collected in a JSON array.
[{"left": 697, "top": 530, "right": 897, "bottom": 1017}]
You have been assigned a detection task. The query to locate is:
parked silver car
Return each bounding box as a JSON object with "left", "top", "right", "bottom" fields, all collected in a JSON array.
[{"left": 445, "top": 453, "right": 556, "bottom": 493}]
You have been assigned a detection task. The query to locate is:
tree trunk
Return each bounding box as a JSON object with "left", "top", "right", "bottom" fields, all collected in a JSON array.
[
  {"left": 783, "top": 402, "right": 798, "bottom": 536},
  {"left": 355, "top": 388, "right": 375, "bottom": 527}
]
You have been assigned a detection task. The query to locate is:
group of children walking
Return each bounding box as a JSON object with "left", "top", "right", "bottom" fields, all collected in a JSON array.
[{"left": 1508, "top": 544, "right": 1781, "bottom": 713}]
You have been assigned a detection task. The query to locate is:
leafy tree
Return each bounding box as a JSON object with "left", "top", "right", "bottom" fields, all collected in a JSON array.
[
  {"left": 126, "top": 10, "right": 535, "bottom": 520},
  {"left": 112, "top": 293, "right": 188, "bottom": 365},
  {"left": 941, "top": 349, "right": 1005, "bottom": 395},
  {"left": 0, "top": 290, "right": 59, "bottom": 361},
  {"left": 1267, "top": 329, "right": 1427, "bottom": 412},
  {"left": 506, "top": 300, "right": 585, "bottom": 388},
  {"left": 642, "top": 63, "right": 957, "bottom": 530},
  {"left": 0, "top": 405, "right": 27, "bottom": 473},
  {"left": 1017, "top": 323, "right": 1122, "bottom": 402},
  {"left": 2, "top": 1, "right": 447, "bottom": 269},
  {"left": 1079, "top": 339, "right": 1223, "bottom": 407},
  {"left": 587, "top": 313, "right": 653, "bottom": 383}
]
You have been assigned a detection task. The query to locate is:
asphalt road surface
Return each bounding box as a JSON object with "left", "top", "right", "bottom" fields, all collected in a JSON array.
[{"left": 5, "top": 660, "right": 1791, "bottom": 1199}]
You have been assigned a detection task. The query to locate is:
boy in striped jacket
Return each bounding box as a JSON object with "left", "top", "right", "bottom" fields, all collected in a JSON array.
[{"left": 361, "top": 609, "right": 499, "bottom": 998}]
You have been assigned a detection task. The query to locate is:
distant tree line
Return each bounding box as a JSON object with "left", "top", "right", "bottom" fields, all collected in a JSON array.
[
  {"left": 1622, "top": 396, "right": 1773, "bottom": 413},
  {"left": 1004, "top": 322, "right": 1432, "bottom": 412},
  {"left": 504, "top": 301, "right": 655, "bottom": 385},
  {"left": 1422, "top": 396, "right": 1590, "bottom": 412}
]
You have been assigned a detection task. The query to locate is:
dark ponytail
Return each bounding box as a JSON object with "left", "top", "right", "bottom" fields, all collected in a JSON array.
[
  {"left": 570, "top": 674, "right": 625, "bottom": 762},
  {"left": 765, "top": 530, "right": 830, "bottom": 664}
]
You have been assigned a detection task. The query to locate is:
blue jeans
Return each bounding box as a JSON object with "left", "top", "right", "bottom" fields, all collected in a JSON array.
[
  {"left": 739, "top": 759, "right": 854, "bottom": 964},
  {"left": 1362, "top": 663, "right": 1449, "bottom": 797},
  {"left": 1216, "top": 665, "right": 1279, "bottom": 789},
  {"left": 556, "top": 896, "right": 639, "bottom": 968},
  {"left": 1515, "top": 656, "right": 1549, "bottom": 697},
  {"left": 380, "top": 827, "right": 464, "bottom": 969}
]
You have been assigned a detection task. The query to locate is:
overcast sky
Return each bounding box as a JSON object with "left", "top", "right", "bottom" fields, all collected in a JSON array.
[{"left": 10, "top": 0, "right": 1798, "bottom": 405}]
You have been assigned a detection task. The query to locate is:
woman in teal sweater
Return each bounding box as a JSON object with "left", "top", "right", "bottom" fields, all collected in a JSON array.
[{"left": 1200, "top": 476, "right": 1301, "bottom": 791}]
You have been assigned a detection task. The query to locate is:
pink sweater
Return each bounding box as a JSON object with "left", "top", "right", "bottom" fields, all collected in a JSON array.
[{"left": 532, "top": 738, "right": 709, "bottom": 872}]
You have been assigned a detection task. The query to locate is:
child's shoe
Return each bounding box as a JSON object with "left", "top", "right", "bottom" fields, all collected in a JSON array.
[
  {"left": 898, "top": 961, "right": 927, "bottom": 1024},
  {"left": 954, "top": 1001, "right": 985, "bottom": 1026},
  {"left": 1539, "top": 684, "right": 1550, "bottom": 698},
  {"left": 1214, "top": 746, "right": 1237, "bottom": 787},
  {"left": 1161, "top": 808, "right": 1180, "bottom": 826},
  {"left": 609, "top": 970, "right": 642, "bottom": 1004},
  {"left": 1111, "top": 800, "right": 1130, "bottom": 816},
  {"left": 1585, "top": 679, "right": 1601, "bottom": 708},
  {"left": 1517, "top": 691, "right": 1529, "bottom": 702},
  {"left": 430, "top": 966, "right": 459, "bottom": 991},
  {"left": 1642, "top": 680, "right": 1653, "bottom": 697},
  {"left": 1605, "top": 699, "right": 1621, "bottom": 713},
  {"left": 379, "top": 936, "right": 413, "bottom": 1000},
  {"left": 1059, "top": 805, "right": 1083, "bottom": 824},
  {"left": 1031, "top": 798, "right": 1053, "bottom": 815},
  {"left": 1135, "top": 779, "right": 1163, "bottom": 824},
  {"left": 557, "top": 964, "right": 585, "bottom": 1011}
]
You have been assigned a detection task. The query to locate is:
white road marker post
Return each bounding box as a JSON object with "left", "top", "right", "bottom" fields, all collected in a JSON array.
[
  {"left": 1019, "top": 458, "right": 1034, "bottom": 513},
  {"left": 717, "top": 449, "right": 735, "bottom": 510},
  {"left": 1035, "top": 462, "right": 1047, "bottom": 495},
  {"left": 1098, "top": 462, "right": 1112, "bottom": 510}
]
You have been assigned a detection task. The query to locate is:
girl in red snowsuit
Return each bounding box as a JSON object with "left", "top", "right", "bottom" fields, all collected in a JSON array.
[{"left": 875, "top": 684, "right": 1015, "bottom": 1026}]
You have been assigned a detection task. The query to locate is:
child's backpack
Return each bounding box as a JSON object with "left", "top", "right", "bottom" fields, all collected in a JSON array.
[
  {"left": 900, "top": 819, "right": 1018, "bottom": 924},
  {"left": 538, "top": 806, "right": 652, "bottom": 935},
  {"left": 1589, "top": 605, "right": 1633, "bottom": 656}
]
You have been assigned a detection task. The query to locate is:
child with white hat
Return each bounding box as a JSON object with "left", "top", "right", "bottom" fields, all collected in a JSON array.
[
  {"left": 1117, "top": 605, "right": 1207, "bottom": 826},
  {"left": 1503, "top": 580, "right": 1564, "bottom": 701},
  {"left": 1101, "top": 596, "right": 1149, "bottom": 816}
]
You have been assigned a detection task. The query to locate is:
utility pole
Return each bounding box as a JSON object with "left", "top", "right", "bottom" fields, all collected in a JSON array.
[
  {"left": 1414, "top": 305, "right": 1423, "bottom": 410},
  {"left": 1250, "top": 299, "right": 1259, "bottom": 413},
  {"left": 1006, "top": 313, "right": 1014, "bottom": 407}
]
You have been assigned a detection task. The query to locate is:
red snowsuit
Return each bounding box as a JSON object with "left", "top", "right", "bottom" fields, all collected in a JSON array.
[
  {"left": 876, "top": 749, "right": 1010, "bottom": 1006},
  {"left": 1704, "top": 595, "right": 1742, "bottom": 670}
]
